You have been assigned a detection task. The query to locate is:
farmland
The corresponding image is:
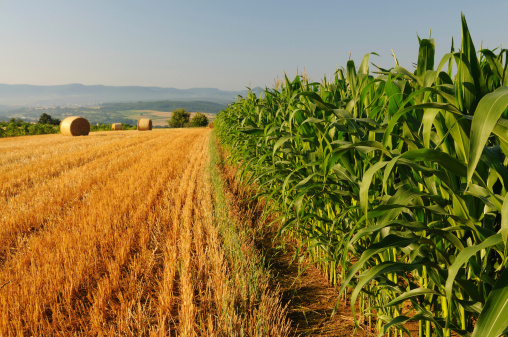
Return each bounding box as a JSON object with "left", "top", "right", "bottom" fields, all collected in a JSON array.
[
  {"left": 215, "top": 16, "right": 508, "bottom": 337},
  {"left": 0, "top": 129, "right": 291, "bottom": 336},
  {"left": 2, "top": 14, "right": 508, "bottom": 337},
  {"left": 2, "top": 100, "right": 223, "bottom": 126}
]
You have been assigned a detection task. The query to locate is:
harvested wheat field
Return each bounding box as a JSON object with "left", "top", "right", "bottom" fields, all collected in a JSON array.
[{"left": 0, "top": 129, "right": 292, "bottom": 336}]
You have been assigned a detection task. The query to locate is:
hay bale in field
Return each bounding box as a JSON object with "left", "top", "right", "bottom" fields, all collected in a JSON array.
[
  {"left": 112, "top": 123, "right": 122, "bottom": 130},
  {"left": 208, "top": 122, "right": 214, "bottom": 128},
  {"left": 60, "top": 116, "right": 90, "bottom": 136},
  {"left": 137, "top": 118, "right": 152, "bottom": 131}
]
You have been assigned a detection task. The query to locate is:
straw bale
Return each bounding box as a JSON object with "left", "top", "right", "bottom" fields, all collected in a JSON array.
[
  {"left": 112, "top": 123, "right": 122, "bottom": 130},
  {"left": 137, "top": 119, "right": 152, "bottom": 131},
  {"left": 60, "top": 116, "right": 90, "bottom": 136},
  {"left": 208, "top": 122, "right": 214, "bottom": 128}
]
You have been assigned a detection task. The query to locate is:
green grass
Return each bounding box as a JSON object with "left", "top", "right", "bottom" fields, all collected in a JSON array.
[{"left": 208, "top": 131, "right": 291, "bottom": 336}]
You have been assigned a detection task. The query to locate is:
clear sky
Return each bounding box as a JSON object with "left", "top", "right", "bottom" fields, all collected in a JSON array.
[{"left": 0, "top": 1, "right": 506, "bottom": 91}]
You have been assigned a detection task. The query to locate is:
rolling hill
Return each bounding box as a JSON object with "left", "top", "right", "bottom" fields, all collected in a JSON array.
[{"left": 0, "top": 83, "right": 264, "bottom": 106}]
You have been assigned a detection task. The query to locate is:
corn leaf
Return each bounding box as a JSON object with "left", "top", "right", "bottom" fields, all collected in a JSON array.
[
  {"left": 472, "top": 268, "right": 508, "bottom": 337},
  {"left": 467, "top": 86, "right": 508, "bottom": 185}
]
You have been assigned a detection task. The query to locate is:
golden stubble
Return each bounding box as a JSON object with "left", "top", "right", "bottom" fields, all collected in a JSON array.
[{"left": 0, "top": 129, "right": 291, "bottom": 336}]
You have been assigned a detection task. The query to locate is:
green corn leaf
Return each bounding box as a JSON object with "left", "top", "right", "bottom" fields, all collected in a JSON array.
[
  {"left": 480, "top": 49, "right": 504, "bottom": 81},
  {"left": 423, "top": 70, "right": 437, "bottom": 88},
  {"left": 378, "top": 316, "right": 412, "bottom": 337},
  {"left": 380, "top": 312, "right": 445, "bottom": 337},
  {"left": 472, "top": 268, "right": 508, "bottom": 337},
  {"left": 448, "top": 37, "right": 455, "bottom": 77},
  {"left": 383, "top": 287, "right": 442, "bottom": 308},
  {"left": 338, "top": 235, "right": 418, "bottom": 304},
  {"left": 444, "top": 111, "right": 470, "bottom": 162},
  {"left": 348, "top": 221, "right": 399, "bottom": 246},
  {"left": 382, "top": 155, "right": 400, "bottom": 194},
  {"left": 400, "top": 148, "right": 467, "bottom": 177},
  {"left": 377, "top": 185, "right": 432, "bottom": 225},
  {"left": 423, "top": 108, "right": 441, "bottom": 148},
  {"left": 299, "top": 91, "right": 336, "bottom": 110},
  {"left": 502, "top": 196, "right": 508, "bottom": 255},
  {"left": 281, "top": 166, "right": 303, "bottom": 198},
  {"left": 435, "top": 53, "right": 455, "bottom": 79},
  {"left": 465, "top": 183, "right": 503, "bottom": 211},
  {"left": 383, "top": 102, "right": 462, "bottom": 148},
  {"left": 350, "top": 261, "right": 423, "bottom": 326},
  {"left": 347, "top": 60, "right": 358, "bottom": 98},
  {"left": 481, "top": 146, "right": 508, "bottom": 188},
  {"left": 272, "top": 135, "right": 293, "bottom": 157},
  {"left": 392, "top": 66, "right": 423, "bottom": 86},
  {"left": 503, "top": 50, "right": 508, "bottom": 86},
  {"left": 359, "top": 160, "right": 389, "bottom": 216},
  {"left": 301, "top": 117, "right": 325, "bottom": 125},
  {"left": 467, "top": 86, "right": 508, "bottom": 185},
  {"left": 416, "top": 38, "right": 435, "bottom": 78},
  {"left": 445, "top": 233, "right": 503, "bottom": 329},
  {"left": 331, "top": 163, "right": 358, "bottom": 186},
  {"left": 359, "top": 52, "right": 378, "bottom": 75},
  {"left": 493, "top": 117, "right": 508, "bottom": 143},
  {"left": 239, "top": 127, "right": 264, "bottom": 135},
  {"left": 396, "top": 157, "right": 454, "bottom": 188},
  {"left": 456, "top": 14, "right": 483, "bottom": 115}
]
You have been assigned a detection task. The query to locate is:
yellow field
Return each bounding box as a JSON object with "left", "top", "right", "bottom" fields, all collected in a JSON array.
[{"left": 0, "top": 129, "right": 290, "bottom": 336}]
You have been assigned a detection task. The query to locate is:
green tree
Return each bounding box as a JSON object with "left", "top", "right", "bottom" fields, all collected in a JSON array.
[
  {"left": 168, "top": 108, "right": 190, "bottom": 128},
  {"left": 38, "top": 113, "right": 52, "bottom": 124},
  {"left": 38, "top": 113, "right": 60, "bottom": 125},
  {"left": 9, "top": 117, "right": 23, "bottom": 126},
  {"left": 190, "top": 112, "right": 209, "bottom": 127}
]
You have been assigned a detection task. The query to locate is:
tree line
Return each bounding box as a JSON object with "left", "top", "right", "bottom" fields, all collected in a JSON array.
[
  {"left": 0, "top": 117, "right": 60, "bottom": 137},
  {"left": 0, "top": 108, "right": 210, "bottom": 138},
  {"left": 168, "top": 109, "right": 209, "bottom": 128}
]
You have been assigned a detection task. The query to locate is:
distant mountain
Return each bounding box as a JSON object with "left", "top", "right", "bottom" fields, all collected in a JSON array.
[{"left": 0, "top": 83, "right": 265, "bottom": 106}]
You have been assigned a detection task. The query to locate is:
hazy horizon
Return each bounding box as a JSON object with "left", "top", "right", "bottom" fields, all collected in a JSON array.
[
  {"left": 0, "top": 82, "right": 264, "bottom": 90},
  {"left": 1, "top": 1, "right": 507, "bottom": 91}
]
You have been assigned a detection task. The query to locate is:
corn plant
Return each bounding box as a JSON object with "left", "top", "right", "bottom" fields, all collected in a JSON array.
[{"left": 216, "top": 15, "right": 508, "bottom": 336}]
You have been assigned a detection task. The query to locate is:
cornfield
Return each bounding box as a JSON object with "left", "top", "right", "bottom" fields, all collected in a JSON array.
[
  {"left": 215, "top": 16, "right": 508, "bottom": 336},
  {"left": 0, "top": 129, "right": 291, "bottom": 336}
]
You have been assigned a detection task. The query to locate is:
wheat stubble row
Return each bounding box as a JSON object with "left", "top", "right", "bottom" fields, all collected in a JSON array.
[
  {"left": 0, "top": 129, "right": 291, "bottom": 336},
  {"left": 0, "top": 129, "right": 206, "bottom": 335},
  {"left": 0, "top": 132, "right": 156, "bottom": 201},
  {"left": 0, "top": 131, "right": 182, "bottom": 267}
]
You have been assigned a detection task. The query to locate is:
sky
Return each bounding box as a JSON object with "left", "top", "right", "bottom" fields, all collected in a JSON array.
[{"left": 0, "top": 1, "right": 507, "bottom": 91}]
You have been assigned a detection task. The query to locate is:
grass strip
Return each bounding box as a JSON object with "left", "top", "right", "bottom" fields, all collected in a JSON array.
[{"left": 208, "top": 130, "right": 292, "bottom": 336}]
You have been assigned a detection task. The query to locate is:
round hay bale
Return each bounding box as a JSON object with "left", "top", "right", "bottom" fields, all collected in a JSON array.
[
  {"left": 137, "top": 118, "right": 152, "bottom": 131},
  {"left": 60, "top": 116, "right": 90, "bottom": 136},
  {"left": 112, "top": 123, "right": 122, "bottom": 130},
  {"left": 208, "top": 122, "right": 214, "bottom": 128}
]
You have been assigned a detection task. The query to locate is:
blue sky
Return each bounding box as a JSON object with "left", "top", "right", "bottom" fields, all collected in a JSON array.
[{"left": 0, "top": 1, "right": 506, "bottom": 90}]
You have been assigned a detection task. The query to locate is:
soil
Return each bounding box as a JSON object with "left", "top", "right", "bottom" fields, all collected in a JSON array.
[{"left": 259, "top": 232, "right": 376, "bottom": 337}]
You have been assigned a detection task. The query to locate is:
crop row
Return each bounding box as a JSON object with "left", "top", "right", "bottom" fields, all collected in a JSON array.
[
  {"left": 0, "top": 129, "right": 290, "bottom": 335},
  {"left": 216, "top": 16, "right": 508, "bottom": 336}
]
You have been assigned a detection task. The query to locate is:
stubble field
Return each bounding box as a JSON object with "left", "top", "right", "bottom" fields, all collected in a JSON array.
[{"left": 0, "top": 129, "right": 290, "bottom": 336}]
